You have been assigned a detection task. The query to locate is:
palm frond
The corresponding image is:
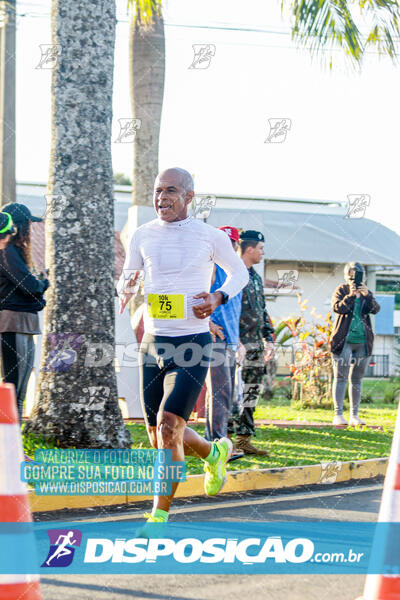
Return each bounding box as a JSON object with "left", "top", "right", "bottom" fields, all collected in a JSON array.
[
  {"left": 127, "top": 0, "right": 163, "bottom": 26},
  {"left": 284, "top": 0, "right": 400, "bottom": 66},
  {"left": 359, "top": 0, "right": 400, "bottom": 59},
  {"left": 280, "top": 331, "right": 296, "bottom": 345},
  {"left": 274, "top": 320, "right": 290, "bottom": 337},
  {"left": 287, "top": 0, "right": 364, "bottom": 65}
]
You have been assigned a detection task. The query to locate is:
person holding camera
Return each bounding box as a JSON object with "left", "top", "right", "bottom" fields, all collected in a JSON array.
[
  {"left": 329, "top": 261, "right": 380, "bottom": 426},
  {"left": 0, "top": 203, "right": 49, "bottom": 422}
]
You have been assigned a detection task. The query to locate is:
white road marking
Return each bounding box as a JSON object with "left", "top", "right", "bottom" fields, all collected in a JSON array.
[{"left": 65, "top": 483, "right": 383, "bottom": 523}]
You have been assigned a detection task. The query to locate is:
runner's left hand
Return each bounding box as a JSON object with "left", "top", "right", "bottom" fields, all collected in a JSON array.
[
  {"left": 209, "top": 320, "right": 225, "bottom": 342},
  {"left": 192, "top": 291, "right": 223, "bottom": 319}
]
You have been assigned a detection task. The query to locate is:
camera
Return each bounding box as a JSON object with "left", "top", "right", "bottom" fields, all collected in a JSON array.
[{"left": 349, "top": 270, "right": 363, "bottom": 288}]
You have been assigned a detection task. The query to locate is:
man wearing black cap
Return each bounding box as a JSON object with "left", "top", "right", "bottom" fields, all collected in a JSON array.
[{"left": 230, "top": 230, "right": 274, "bottom": 456}]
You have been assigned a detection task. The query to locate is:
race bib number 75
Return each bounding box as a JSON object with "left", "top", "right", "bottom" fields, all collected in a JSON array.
[{"left": 147, "top": 293, "right": 186, "bottom": 320}]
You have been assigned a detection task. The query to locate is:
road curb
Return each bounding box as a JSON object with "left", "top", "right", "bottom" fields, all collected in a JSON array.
[{"left": 29, "top": 456, "right": 388, "bottom": 513}]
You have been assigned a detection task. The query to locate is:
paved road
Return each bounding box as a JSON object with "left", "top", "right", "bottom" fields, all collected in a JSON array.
[{"left": 38, "top": 481, "right": 383, "bottom": 600}]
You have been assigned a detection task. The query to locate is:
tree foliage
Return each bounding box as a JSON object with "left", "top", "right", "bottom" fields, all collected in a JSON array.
[{"left": 283, "top": 0, "right": 400, "bottom": 66}]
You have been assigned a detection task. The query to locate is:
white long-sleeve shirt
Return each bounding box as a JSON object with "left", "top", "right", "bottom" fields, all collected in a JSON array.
[{"left": 118, "top": 216, "right": 249, "bottom": 336}]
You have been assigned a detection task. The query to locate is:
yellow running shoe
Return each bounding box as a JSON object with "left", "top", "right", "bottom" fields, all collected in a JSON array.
[
  {"left": 203, "top": 437, "right": 233, "bottom": 496},
  {"left": 135, "top": 513, "right": 167, "bottom": 539}
]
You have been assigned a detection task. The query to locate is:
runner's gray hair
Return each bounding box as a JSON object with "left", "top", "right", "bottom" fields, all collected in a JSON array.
[
  {"left": 158, "top": 168, "right": 194, "bottom": 193},
  {"left": 174, "top": 168, "right": 194, "bottom": 193}
]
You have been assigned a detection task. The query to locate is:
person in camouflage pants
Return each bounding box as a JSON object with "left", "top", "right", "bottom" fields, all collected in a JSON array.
[{"left": 228, "top": 230, "right": 274, "bottom": 456}]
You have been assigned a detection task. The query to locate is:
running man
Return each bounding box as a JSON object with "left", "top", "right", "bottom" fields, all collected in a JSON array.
[
  {"left": 46, "top": 531, "right": 77, "bottom": 566},
  {"left": 118, "top": 168, "right": 248, "bottom": 527}
]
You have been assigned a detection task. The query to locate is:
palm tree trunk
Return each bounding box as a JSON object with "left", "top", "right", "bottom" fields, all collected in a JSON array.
[
  {"left": 25, "top": 0, "right": 131, "bottom": 448},
  {"left": 120, "top": 9, "right": 165, "bottom": 320},
  {"left": 0, "top": 0, "right": 16, "bottom": 206},
  {"left": 129, "top": 11, "right": 165, "bottom": 207}
]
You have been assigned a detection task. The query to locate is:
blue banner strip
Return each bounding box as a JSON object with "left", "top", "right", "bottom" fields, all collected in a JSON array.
[{"left": 0, "top": 522, "right": 399, "bottom": 574}]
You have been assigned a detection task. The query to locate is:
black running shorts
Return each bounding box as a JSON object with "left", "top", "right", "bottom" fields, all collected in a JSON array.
[{"left": 139, "top": 331, "right": 212, "bottom": 427}]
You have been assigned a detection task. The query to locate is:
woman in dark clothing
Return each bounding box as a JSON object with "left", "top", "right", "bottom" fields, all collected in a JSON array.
[
  {"left": 0, "top": 203, "right": 49, "bottom": 422},
  {"left": 329, "top": 261, "right": 380, "bottom": 426}
]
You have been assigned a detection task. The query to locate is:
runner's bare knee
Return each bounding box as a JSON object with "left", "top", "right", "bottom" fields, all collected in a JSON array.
[{"left": 157, "top": 412, "right": 184, "bottom": 448}]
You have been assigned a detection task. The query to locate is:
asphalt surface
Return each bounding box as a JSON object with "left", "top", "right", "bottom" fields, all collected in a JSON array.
[{"left": 38, "top": 480, "right": 383, "bottom": 600}]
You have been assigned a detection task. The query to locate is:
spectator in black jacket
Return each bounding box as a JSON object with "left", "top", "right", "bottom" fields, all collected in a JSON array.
[{"left": 0, "top": 204, "right": 49, "bottom": 421}]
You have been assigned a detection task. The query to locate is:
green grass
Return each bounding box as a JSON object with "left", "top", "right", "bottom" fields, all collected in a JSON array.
[
  {"left": 265, "top": 376, "right": 399, "bottom": 428},
  {"left": 23, "top": 419, "right": 394, "bottom": 481},
  {"left": 126, "top": 419, "right": 394, "bottom": 477},
  {"left": 253, "top": 397, "right": 397, "bottom": 429},
  {"left": 362, "top": 377, "right": 400, "bottom": 402},
  {"left": 23, "top": 377, "right": 398, "bottom": 478},
  {"left": 23, "top": 428, "right": 60, "bottom": 457}
]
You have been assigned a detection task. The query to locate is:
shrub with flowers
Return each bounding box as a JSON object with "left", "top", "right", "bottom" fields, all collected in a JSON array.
[{"left": 275, "top": 295, "right": 334, "bottom": 408}]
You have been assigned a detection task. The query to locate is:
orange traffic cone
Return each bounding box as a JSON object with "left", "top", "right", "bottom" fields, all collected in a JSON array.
[
  {"left": 356, "top": 399, "right": 400, "bottom": 600},
  {"left": 0, "top": 382, "right": 42, "bottom": 599}
]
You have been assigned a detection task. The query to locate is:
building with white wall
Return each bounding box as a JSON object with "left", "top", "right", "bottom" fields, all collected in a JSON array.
[{"left": 204, "top": 194, "right": 400, "bottom": 377}]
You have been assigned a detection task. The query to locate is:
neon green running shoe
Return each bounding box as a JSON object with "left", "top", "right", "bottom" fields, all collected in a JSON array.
[
  {"left": 203, "top": 437, "right": 233, "bottom": 496},
  {"left": 135, "top": 513, "right": 167, "bottom": 539}
]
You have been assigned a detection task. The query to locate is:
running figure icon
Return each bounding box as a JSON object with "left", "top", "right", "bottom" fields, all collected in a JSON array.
[{"left": 46, "top": 531, "right": 77, "bottom": 566}]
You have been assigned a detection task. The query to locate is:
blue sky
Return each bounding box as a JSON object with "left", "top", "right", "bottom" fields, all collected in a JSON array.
[{"left": 16, "top": 0, "right": 400, "bottom": 235}]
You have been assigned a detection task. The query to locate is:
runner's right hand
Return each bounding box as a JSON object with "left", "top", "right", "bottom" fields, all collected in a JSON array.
[{"left": 119, "top": 272, "right": 139, "bottom": 314}]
